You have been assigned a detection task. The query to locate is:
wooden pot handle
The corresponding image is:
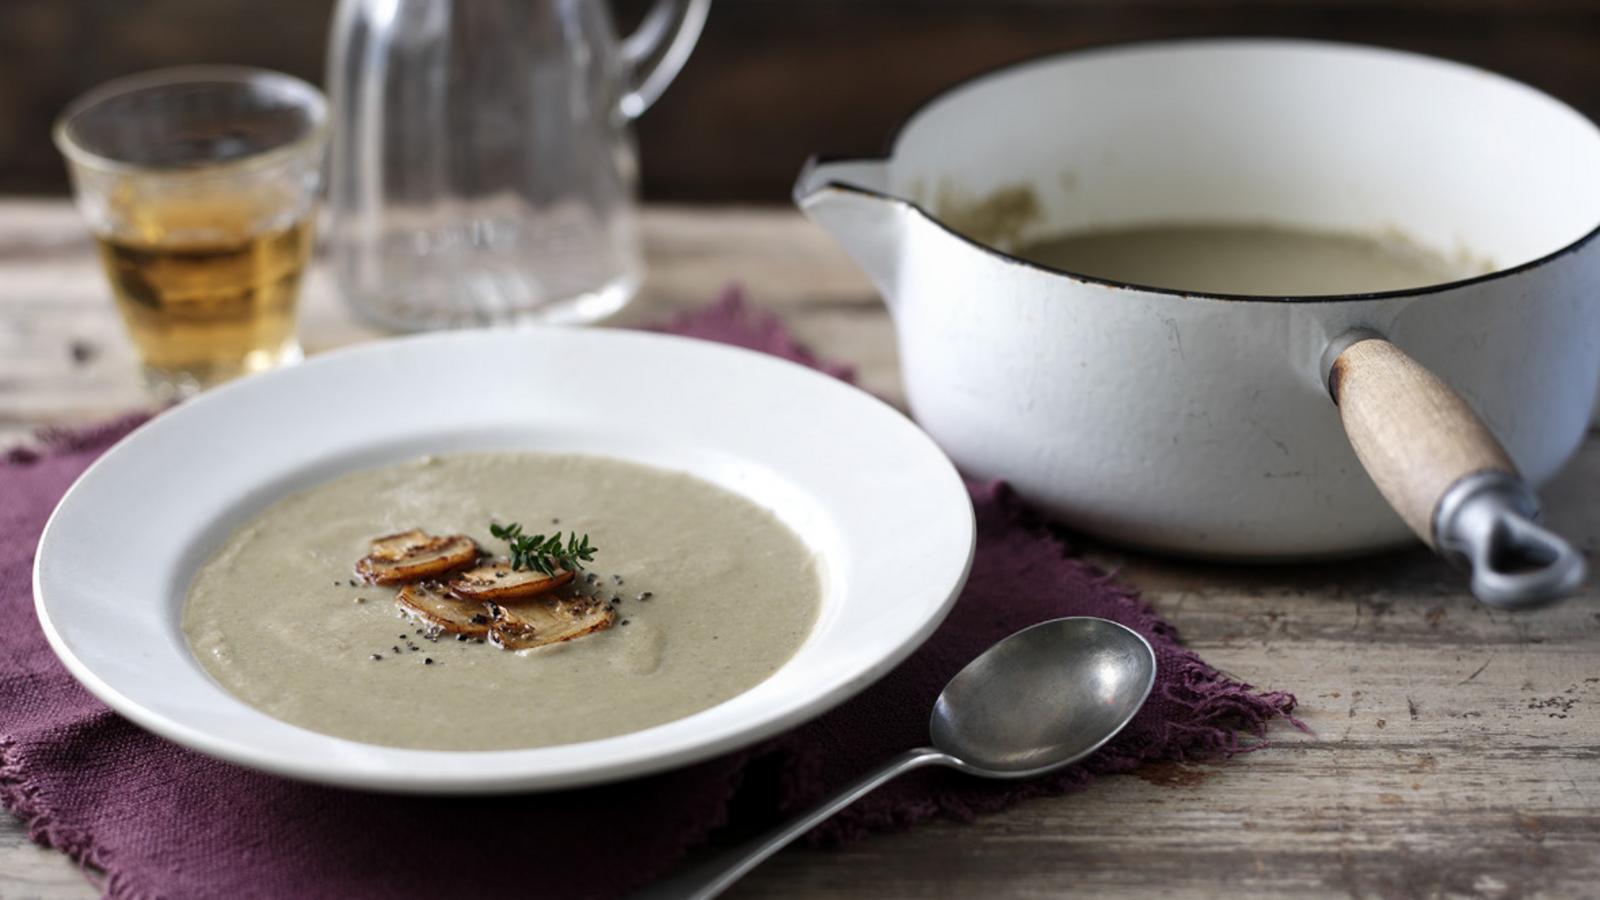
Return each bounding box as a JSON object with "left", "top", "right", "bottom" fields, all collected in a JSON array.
[{"left": 1326, "top": 332, "right": 1585, "bottom": 608}]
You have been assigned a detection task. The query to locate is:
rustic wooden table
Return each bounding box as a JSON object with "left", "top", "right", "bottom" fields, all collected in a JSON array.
[{"left": 2, "top": 200, "right": 1597, "bottom": 898}]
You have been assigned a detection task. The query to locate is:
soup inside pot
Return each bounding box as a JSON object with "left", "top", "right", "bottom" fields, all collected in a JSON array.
[{"left": 1011, "top": 223, "right": 1485, "bottom": 296}]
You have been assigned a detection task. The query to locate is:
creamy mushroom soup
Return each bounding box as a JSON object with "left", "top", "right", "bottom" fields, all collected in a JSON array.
[
  {"left": 1012, "top": 224, "right": 1483, "bottom": 296},
  {"left": 183, "top": 452, "right": 822, "bottom": 751}
]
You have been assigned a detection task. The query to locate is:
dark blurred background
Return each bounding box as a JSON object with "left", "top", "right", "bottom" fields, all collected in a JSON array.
[{"left": 4, "top": 0, "right": 1599, "bottom": 202}]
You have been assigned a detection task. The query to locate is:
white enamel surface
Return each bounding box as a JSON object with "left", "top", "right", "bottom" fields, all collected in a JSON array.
[
  {"left": 892, "top": 41, "right": 1600, "bottom": 268},
  {"left": 799, "top": 39, "right": 1600, "bottom": 558},
  {"left": 33, "top": 329, "right": 975, "bottom": 793}
]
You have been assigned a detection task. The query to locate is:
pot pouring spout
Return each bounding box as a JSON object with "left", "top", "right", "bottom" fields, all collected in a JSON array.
[{"left": 794, "top": 157, "right": 909, "bottom": 306}]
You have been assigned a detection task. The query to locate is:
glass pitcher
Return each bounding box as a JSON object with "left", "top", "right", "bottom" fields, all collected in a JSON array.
[{"left": 327, "top": 0, "right": 708, "bottom": 329}]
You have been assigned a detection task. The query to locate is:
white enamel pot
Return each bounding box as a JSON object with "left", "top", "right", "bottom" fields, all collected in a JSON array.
[{"left": 795, "top": 39, "right": 1600, "bottom": 608}]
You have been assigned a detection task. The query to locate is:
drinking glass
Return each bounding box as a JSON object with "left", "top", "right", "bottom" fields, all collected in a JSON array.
[{"left": 55, "top": 67, "right": 328, "bottom": 399}]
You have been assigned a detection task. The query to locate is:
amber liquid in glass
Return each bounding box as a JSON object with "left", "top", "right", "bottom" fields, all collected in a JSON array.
[{"left": 97, "top": 198, "right": 313, "bottom": 390}]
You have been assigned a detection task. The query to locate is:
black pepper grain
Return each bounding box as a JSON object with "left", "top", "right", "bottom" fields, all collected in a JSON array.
[
  {"left": 637, "top": 592, "right": 652, "bottom": 601},
  {"left": 349, "top": 579, "right": 359, "bottom": 587},
  {"left": 371, "top": 654, "right": 383, "bottom": 660},
  {"left": 612, "top": 574, "right": 623, "bottom": 584},
  {"left": 423, "top": 657, "right": 434, "bottom": 665},
  {"left": 455, "top": 634, "right": 468, "bottom": 642},
  {"left": 392, "top": 645, "right": 401, "bottom": 653},
  {"left": 620, "top": 619, "right": 630, "bottom": 626}
]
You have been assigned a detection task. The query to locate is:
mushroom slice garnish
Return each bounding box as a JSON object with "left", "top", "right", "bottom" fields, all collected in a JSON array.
[
  {"left": 447, "top": 561, "right": 574, "bottom": 602},
  {"left": 395, "top": 582, "right": 492, "bottom": 637},
  {"left": 488, "top": 595, "right": 616, "bottom": 650},
  {"left": 356, "top": 529, "right": 479, "bottom": 585}
]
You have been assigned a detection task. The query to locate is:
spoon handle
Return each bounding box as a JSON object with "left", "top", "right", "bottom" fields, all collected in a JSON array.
[{"left": 637, "top": 746, "right": 954, "bottom": 899}]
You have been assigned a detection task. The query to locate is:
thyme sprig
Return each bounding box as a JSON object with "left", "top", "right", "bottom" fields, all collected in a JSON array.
[{"left": 489, "top": 522, "right": 597, "bottom": 576}]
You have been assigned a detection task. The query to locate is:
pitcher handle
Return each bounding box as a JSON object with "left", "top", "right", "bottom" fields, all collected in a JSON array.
[{"left": 618, "top": 0, "right": 711, "bottom": 118}]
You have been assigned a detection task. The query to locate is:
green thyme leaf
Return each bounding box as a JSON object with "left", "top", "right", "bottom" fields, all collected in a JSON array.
[{"left": 492, "top": 521, "right": 597, "bottom": 574}]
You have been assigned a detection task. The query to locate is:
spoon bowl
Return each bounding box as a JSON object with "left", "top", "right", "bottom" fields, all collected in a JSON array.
[{"left": 932, "top": 617, "right": 1157, "bottom": 775}]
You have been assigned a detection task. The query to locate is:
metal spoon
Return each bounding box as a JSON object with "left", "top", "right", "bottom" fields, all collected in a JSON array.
[{"left": 641, "top": 616, "right": 1158, "bottom": 899}]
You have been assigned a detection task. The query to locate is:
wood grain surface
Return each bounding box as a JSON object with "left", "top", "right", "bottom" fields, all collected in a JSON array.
[
  {"left": 2, "top": 201, "right": 1598, "bottom": 899},
  {"left": 1331, "top": 337, "right": 1517, "bottom": 545}
]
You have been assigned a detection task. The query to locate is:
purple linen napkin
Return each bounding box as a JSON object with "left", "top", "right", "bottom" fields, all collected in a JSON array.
[{"left": 0, "top": 288, "right": 1297, "bottom": 899}]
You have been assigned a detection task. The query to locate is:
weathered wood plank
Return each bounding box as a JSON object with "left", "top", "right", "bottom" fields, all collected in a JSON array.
[
  {"left": 2, "top": 201, "right": 1597, "bottom": 899},
  {"left": 729, "top": 436, "right": 1600, "bottom": 897}
]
